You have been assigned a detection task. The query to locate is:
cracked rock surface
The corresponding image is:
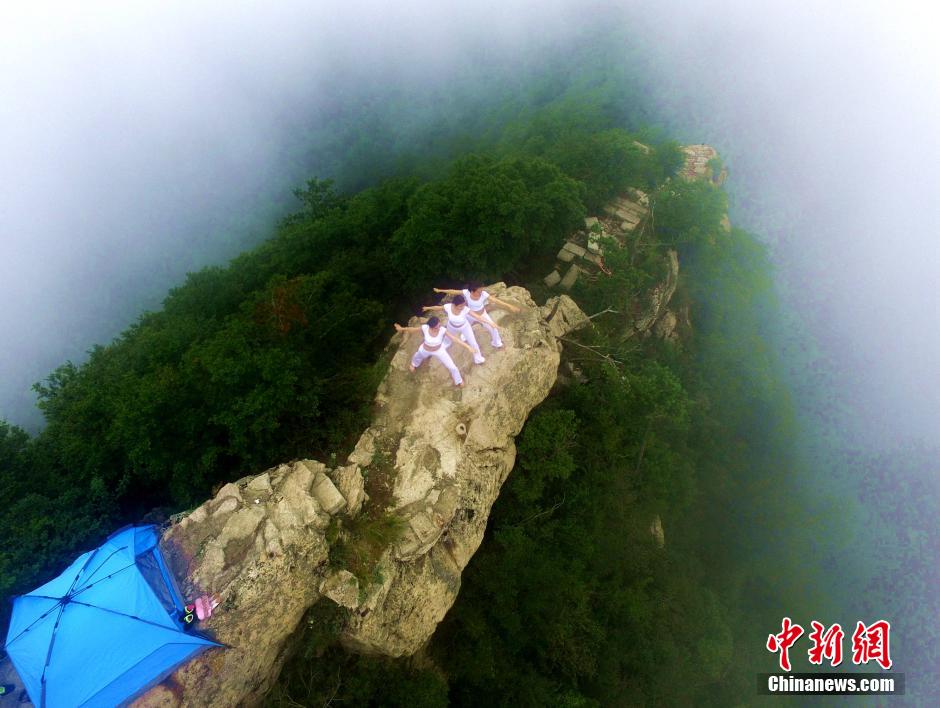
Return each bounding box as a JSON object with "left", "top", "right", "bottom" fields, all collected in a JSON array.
[{"left": 134, "top": 284, "right": 587, "bottom": 706}]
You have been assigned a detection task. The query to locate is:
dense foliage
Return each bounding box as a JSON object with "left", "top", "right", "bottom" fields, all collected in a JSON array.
[
  {"left": 0, "top": 81, "right": 674, "bottom": 629},
  {"left": 270, "top": 137, "right": 806, "bottom": 705},
  {"left": 391, "top": 155, "right": 585, "bottom": 291},
  {"left": 3, "top": 41, "right": 813, "bottom": 706}
]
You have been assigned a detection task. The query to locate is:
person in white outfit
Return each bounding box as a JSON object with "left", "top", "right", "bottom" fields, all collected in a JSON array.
[
  {"left": 433, "top": 281, "right": 520, "bottom": 349},
  {"left": 422, "top": 294, "right": 487, "bottom": 365},
  {"left": 394, "top": 316, "right": 474, "bottom": 387}
]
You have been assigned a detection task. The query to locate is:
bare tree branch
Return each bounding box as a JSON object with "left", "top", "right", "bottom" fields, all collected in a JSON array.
[
  {"left": 586, "top": 307, "right": 620, "bottom": 320},
  {"left": 508, "top": 496, "right": 566, "bottom": 528},
  {"left": 560, "top": 337, "right": 625, "bottom": 366}
]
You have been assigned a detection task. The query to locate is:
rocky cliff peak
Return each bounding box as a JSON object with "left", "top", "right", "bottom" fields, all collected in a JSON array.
[{"left": 135, "top": 285, "right": 588, "bottom": 707}]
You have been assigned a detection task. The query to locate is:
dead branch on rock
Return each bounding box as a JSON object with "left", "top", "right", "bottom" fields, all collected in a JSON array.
[
  {"left": 560, "top": 337, "right": 623, "bottom": 365},
  {"left": 586, "top": 307, "right": 620, "bottom": 320}
]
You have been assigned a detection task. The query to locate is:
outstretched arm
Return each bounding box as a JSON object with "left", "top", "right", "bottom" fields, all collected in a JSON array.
[
  {"left": 422, "top": 305, "right": 445, "bottom": 313},
  {"left": 433, "top": 288, "right": 462, "bottom": 295},
  {"left": 488, "top": 296, "right": 520, "bottom": 313},
  {"left": 469, "top": 310, "right": 498, "bottom": 329},
  {"left": 445, "top": 331, "right": 475, "bottom": 352},
  {"left": 394, "top": 323, "right": 422, "bottom": 333}
]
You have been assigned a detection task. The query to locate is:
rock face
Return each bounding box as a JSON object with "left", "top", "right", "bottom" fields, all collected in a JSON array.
[
  {"left": 320, "top": 570, "right": 361, "bottom": 609},
  {"left": 340, "top": 285, "right": 585, "bottom": 655},
  {"left": 135, "top": 461, "right": 337, "bottom": 707},
  {"left": 604, "top": 191, "right": 649, "bottom": 232},
  {"left": 626, "top": 144, "right": 732, "bottom": 340},
  {"left": 539, "top": 142, "right": 733, "bottom": 346},
  {"left": 542, "top": 191, "right": 649, "bottom": 294},
  {"left": 679, "top": 144, "right": 727, "bottom": 185},
  {"left": 134, "top": 284, "right": 587, "bottom": 707},
  {"left": 630, "top": 248, "right": 680, "bottom": 338}
]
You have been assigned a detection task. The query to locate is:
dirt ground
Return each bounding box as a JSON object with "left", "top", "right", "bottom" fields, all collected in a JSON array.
[{"left": 0, "top": 657, "right": 30, "bottom": 705}]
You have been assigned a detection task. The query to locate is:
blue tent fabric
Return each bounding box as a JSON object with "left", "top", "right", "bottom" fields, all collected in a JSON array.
[{"left": 4, "top": 525, "right": 220, "bottom": 707}]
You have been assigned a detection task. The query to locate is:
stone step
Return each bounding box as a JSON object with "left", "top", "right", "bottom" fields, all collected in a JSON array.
[
  {"left": 605, "top": 206, "right": 644, "bottom": 224},
  {"left": 562, "top": 241, "right": 587, "bottom": 257},
  {"left": 560, "top": 264, "right": 581, "bottom": 290},
  {"left": 617, "top": 202, "right": 649, "bottom": 219},
  {"left": 627, "top": 187, "right": 650, "bottom": 205},
  {"left": 610, "top": 194, "right": 647, "bottom": 211},
  {"left": 621, "top": 220, "right": 641, "bottom": 233}
]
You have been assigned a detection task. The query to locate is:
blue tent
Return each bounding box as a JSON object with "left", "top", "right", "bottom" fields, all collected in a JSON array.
[{"left": 4, "top": 525, "right": 220, "bottom": 707}]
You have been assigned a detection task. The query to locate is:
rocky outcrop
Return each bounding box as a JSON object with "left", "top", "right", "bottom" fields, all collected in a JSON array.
[
  {"left": 134, "top": 284, "right": 587, "bottom": 707},
  {"left": 135, "top": 460, "right": 340, "bottom": 707},
  {"left": 627, "top": 143, "right": 735, "bottom": 340},
  {"left": 679, "top": 144, "right": 727, "bottom": 185},
  {"left": 340, "top": 285, "right": 585, "bottom": 655},
  {"left": 604, "top": 190, "right": 650, "bottom": 233},
  {"left": 542, "top": 142, "right": 732, "bottom": 346},
  {"left": 653, "top": 309, "right": 678, "bottom": 342},
  {"left": 543, "top": 188, "right": 650, "bottom": 293},
  {"left": 320, "top": 570, "right": 361, "bottom": 609},
  {"left": 540, "top": 294, "right": 590, "bottom": 340},
  {"left": 630, "top": 248, "right": 679, "bottom": 338}
]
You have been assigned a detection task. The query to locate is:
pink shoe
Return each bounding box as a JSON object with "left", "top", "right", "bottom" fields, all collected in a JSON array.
[{"left": 194, "top": 593, "right": 221, "bottom": 621}]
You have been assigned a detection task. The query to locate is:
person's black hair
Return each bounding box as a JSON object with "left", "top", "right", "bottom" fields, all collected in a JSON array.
[
  {"left": 452, "top": 294, "right": 466, "bottom": 306},
  {"left": 466, "top": 280, "right": 483, "bottom": 292},
  {"left": 427, "top": 316, "right": 440, "bottom": 328}
]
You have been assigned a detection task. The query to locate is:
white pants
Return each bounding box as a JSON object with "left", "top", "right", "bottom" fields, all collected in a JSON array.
[
  {"left": 411, "top": 344, "right": 462, "bottom": 385},
  {"left": 471, "top": 316, "right": 503, "bottom": 348},
  {"left": 447, "top": 321, "right": 485, "bottom": 364}
]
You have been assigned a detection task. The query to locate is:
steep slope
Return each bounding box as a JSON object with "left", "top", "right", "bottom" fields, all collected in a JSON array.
[{"left": 135, "top": 285, "right": 588, "bottom": 707}]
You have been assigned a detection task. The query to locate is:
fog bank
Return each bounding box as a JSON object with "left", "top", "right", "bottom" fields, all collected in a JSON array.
[
  {"left": 0, "top": 0, "right": 579, "bottom": 429},
  {"left": 615, "top": 0, "right": 940, "bottom": 448}
]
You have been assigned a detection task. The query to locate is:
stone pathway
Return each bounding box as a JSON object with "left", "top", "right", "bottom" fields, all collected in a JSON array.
[{"left": 543, "top": 188, "right": 649, "bottom": 291}]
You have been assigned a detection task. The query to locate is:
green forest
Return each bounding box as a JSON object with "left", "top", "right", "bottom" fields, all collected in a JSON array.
[{"left": 1, "top": 38, "right": 815, "bottom": 706}]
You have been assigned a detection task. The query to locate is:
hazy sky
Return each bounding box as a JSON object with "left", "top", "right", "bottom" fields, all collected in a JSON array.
[
  {"left": 0, "top": 1, "right": 577, "bottom": 429},
  {"left": 1, "top": 0, "right": 938, "bottom": 448},
  {"left": 614, "top": 0, "right": 940, "bottom": 448},
  {"left": 2, "top": 0, "right": 938, "bottom": 698}
]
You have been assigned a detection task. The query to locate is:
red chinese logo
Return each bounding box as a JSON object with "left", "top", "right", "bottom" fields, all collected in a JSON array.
[
  {"left": 767, "top": 617, "right": 804, "bottom": 671},
  {"left": 767, "top": 618, "right": 892, "bottom": 671},
  {"left": 808, "top": 621, "right": 844, "bottom": 667},
  {"left": 851, "top": 620, "right": 892, "bottom": 670}
]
